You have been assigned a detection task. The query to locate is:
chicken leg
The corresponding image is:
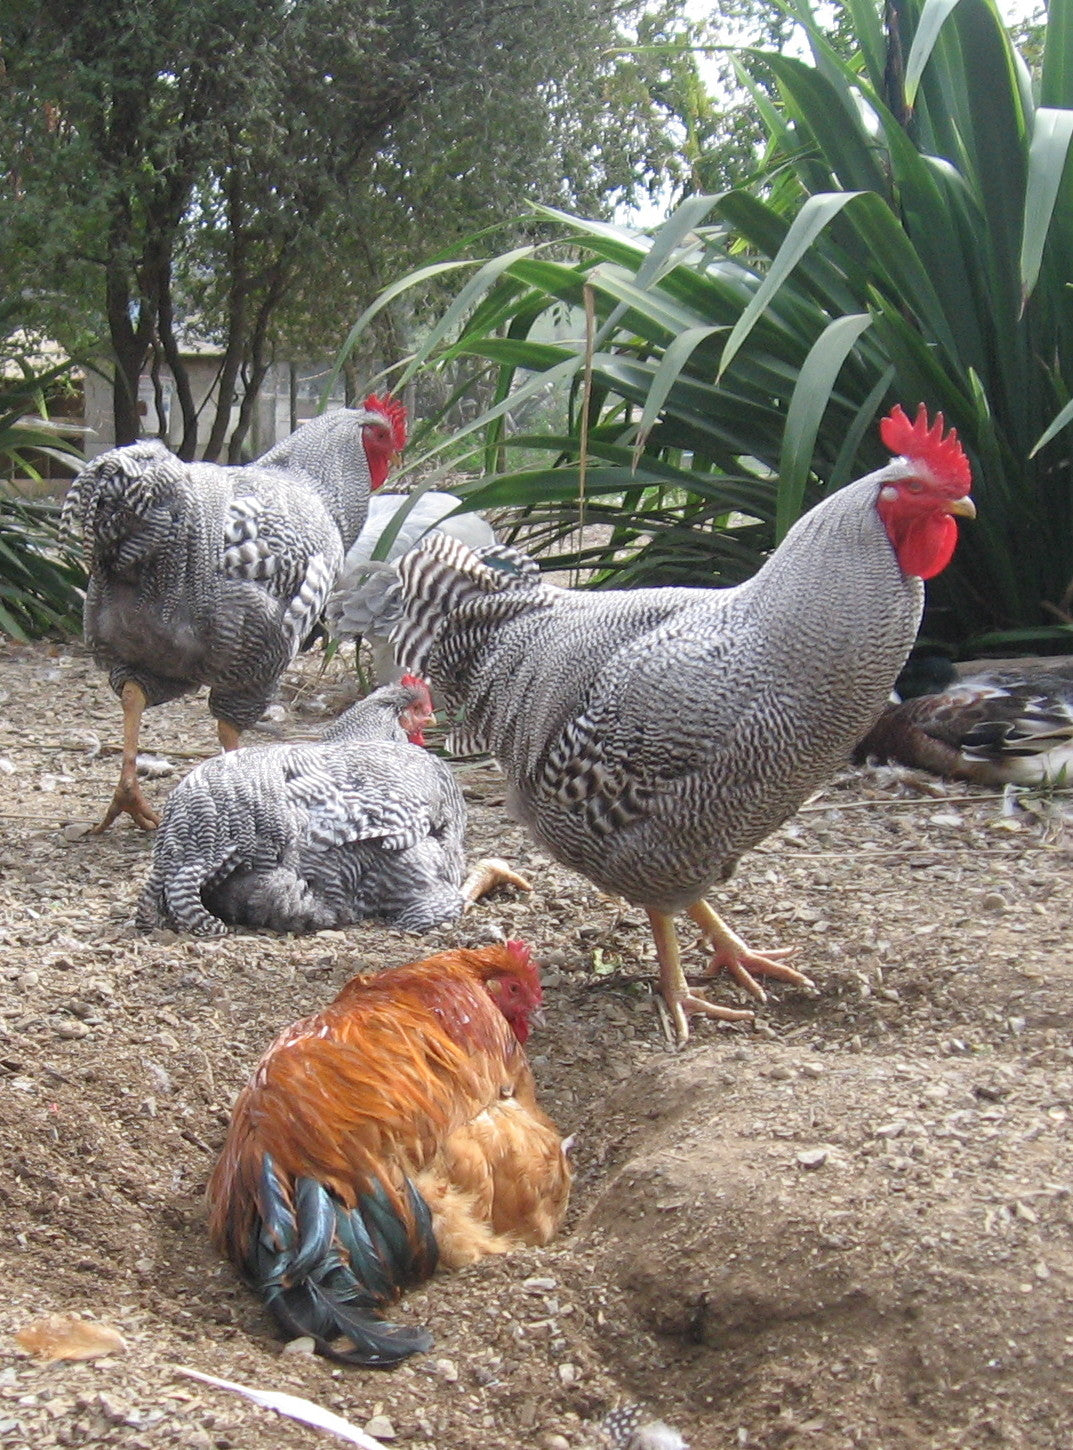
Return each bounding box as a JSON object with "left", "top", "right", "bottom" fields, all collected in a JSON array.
[
  {"left": 92, "top": 681, "right": 161, "bottom": 832},
  {"left": 647, "top": 908, "right": 755, "bottom": 1044},
  {"left": 461, "top": 858, "right": 533, "bottom": 910},
  {"left": 217, "top": 721, "right": 242, "bottom": 752}
]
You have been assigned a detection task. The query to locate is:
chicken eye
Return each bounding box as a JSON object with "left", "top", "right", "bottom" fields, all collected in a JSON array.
[{"left": 905, "top": 479, "right": 924, "bottom": 493}]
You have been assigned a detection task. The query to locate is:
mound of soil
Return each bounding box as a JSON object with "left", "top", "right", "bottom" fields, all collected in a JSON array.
[{"left": 0, "top": 641, "right": 1070, "bottom": 1450}]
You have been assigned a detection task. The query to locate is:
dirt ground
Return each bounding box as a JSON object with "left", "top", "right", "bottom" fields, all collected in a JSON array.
[{"left": 0, "top": 640, "right": 1070, "bottom": 1450}]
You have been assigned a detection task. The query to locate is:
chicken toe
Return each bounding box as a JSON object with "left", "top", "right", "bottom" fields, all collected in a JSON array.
[
  {"left": 461, "top": 857, "right": 533, "bottom": 909},
  {"left": 93, "top": 775, "right": 161, "bottom": 833},
  {"left": 688, "top": 900, "right": 815, "bottom": 1000}
]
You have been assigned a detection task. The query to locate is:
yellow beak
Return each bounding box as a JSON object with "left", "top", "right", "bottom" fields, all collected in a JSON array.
[{"left": 946, "top": 495, "right": 976, "bottom": 519}]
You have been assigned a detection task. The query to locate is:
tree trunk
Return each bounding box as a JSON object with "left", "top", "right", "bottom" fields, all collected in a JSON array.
[
  {"left": 226, "top": 248, "right": 293, "bottom": 461},
  {"left": 155, "top": 281, "right": 200, "bottom": 460},
  {"left": 105, "top": 253, "right": 153, "bottom": 446},
  {"left": 203, "top": 171, "right": 250, "bottom": 462}
]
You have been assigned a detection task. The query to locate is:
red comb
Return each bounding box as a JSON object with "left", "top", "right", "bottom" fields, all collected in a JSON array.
[
  {"left": 400, "top": 673, "right": 433, "bottom": 709},
  {"left": 880, "top": 404, "right": 970, "bottom": 491},
  {"left": 364, "top": 393, "right": 407, "bottom": 451},
  {"left": 505, "top": 939, "right": 536, "bottom": 973}
]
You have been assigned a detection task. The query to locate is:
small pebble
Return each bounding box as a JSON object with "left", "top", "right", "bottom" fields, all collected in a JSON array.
[
  {"left": 54, "top": 1020, "right": 89, "bottom": 1040},
  {"left": 434, "top": 1357, "right": 458, "bottom": 1381},
  {"left": 874, "top": 1120, "right": 907, "bottom": 1138},
  {"left": 281, "top": 1336, "right": 316, "bottom": 1355},
  {"left": 797, "top": 1149, "right": 827, "bottom": 1169},
  {"left": 364, "top": 1415, "right": 396, "bottom": 1439}
]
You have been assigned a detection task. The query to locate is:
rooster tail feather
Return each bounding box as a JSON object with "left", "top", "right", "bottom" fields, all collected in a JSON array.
[
  {"left": 390, "top": 533, "right": 544, "bottom": 692},
  {"left": 287, "top": 1177, "right": 337, "bottom": 1281},
  {"left": 360, "top": 1178, "right": 440, "bottom": 1289},
  {"left": 264, "top": 1279, "right": 434, "bottom": 1367},
  {"left": 242, "top": 1161, "right": 439, "bottom": 1365},
  {"left": 61, "top": 441, "right": 185, "bottom": 575},
  {"left": 326, "top": 557, "right": 400, "bottom": 640},
  {"left": 405, "top": 1175, "right": 440, "bottom": 1282},
  {"left": 136, "top": 861, "right": 231, "bottom": 937},
  {"left": 252, "top": 1154, "right": 298, "bottom": 1275},
  {"left": 330, "top": 1193, "right": 396, "bottom": 1304}
]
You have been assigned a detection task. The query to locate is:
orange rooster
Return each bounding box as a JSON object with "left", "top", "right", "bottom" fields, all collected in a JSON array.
[{"left": 207, "top": 942, "right": 571, "bottom": 1366}]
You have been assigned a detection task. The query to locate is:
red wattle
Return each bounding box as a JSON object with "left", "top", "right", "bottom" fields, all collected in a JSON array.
[
  {"left": 367, "top": 452, "right": 391, "bottom": 491},
  {"left": 893, "top": 513, "right": 958, "bottom": 580}
]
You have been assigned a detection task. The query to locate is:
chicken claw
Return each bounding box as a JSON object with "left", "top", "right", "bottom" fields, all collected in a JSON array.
[
  {"left": 92, "top": 775, "right": 161, "bottom": 833},
  {"left": 461, "top": 857, "right": 533, "bottom": 909},
  {"left": 688, "top": 900, "right": 815, "bottom": 1001}
]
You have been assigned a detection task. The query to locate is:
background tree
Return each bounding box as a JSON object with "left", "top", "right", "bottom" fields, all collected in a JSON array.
[{"left": 1, "top": 0, "right": 691, "bottom": 460}]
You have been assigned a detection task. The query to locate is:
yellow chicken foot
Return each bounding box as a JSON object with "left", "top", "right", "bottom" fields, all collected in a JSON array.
[
  {"left": 461, "top": 858, "right": 533, "bottom": 910},
  {"left": 687, "top": 900, "right": 815, "bottom": 1002},
  {"left": 647, "top": 909, "right": 755, "bottom": 1045},
  {"left": 217, "top": 721, "right": 242, "bottom": 752},
  {"left": 92, "top": 681, "right": 160, "bottom": 832}
]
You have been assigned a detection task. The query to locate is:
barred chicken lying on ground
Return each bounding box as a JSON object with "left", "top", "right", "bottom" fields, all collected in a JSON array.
[
  {"left": 368, "top": 406, "right": 974, "bottom": 1041},
  {"left": 136, "top": 679, "right": 529, "bottom": 935},
  {"left": 208, "top": 941, "right": 571, "bottom": 1365},
  {"left": 62, "top": 397, "right": 406, "bottom": 831}
]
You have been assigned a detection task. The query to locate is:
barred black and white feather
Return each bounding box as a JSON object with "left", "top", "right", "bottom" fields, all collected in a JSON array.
[
  {"left": 62, "top": 407, "right": 385, "bottom": 731},
  {"left": 327, "top": 491, "right": 497, "bottom": 657},
  {"left": 383, "top": 473, "right": 926, "bottom": 916},
  {"left": 136, "top": 682, "right": 469, "bottom": 935}
]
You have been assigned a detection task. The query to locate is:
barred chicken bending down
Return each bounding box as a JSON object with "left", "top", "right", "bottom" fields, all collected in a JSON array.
[
  {"left": 62, "top": 397, "right": 406, "bottom": 831},
  {"left": 208, "top": 941, "right": 571, "bottom": 1365},
  {"left": 372, "top": 406, "right": 974, "bottom": 1041},
  {"left": 136, "top": 678, "right": 529, "bottom": 936}
]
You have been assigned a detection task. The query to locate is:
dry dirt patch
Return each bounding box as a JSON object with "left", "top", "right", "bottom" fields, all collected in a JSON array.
[{"left": 0, "top": 640, "right": 1070, "bottom": 1450}]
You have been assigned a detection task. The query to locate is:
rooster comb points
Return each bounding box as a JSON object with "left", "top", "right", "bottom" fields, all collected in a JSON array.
[
  {"left": 364, "top": 393, "right": 408, "bottom": 450},
  {"left": 505, "top": 939, "right": 536, "bottom": 973},
  {"left": 399, "top": 673, "right": 433, "bottom": 705},
  {"left": 880, "top": 404, "right": 970, "bottom": 491}
]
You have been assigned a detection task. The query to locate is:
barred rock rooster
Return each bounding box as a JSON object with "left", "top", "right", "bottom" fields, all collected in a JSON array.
[
  {"left": 135, "top": 678, "right": 529, "bottom": 935},
  {"left": 62, "top": 397, "right": 406, "bottom": 831},
  {"left": 208, "top": 941, "right": 571, "bottom": 1365},
  {"left": 327, "top": 489, "right": 496, "bottom": 683},
  {"left": 854, "top": 659, "right": 1073, "bottom": 785},
  {"left": 369, "top": 405, "right": 974, "bottom": 1041}
]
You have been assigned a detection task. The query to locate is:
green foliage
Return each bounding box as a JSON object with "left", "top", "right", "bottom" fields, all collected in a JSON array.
[
  {"left": 346, "top": 0, "right": 1073, "bottom": 652},
  {"left": 0, "top": 328, "right": 86, "bottom": 640}
]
